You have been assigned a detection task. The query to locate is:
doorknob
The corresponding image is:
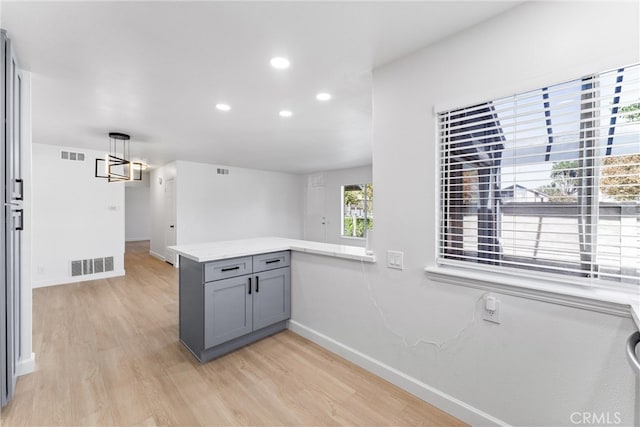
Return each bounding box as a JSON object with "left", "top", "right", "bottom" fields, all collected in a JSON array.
[{"left": 169, "top": 225, "right": 174, "bottom": 228}]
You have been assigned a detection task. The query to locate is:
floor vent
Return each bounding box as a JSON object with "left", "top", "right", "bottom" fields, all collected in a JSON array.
[
  {"left": 61, "top": 150, "right": 85, "bottom": 161},
  {"left": 216, "top": 168, "right": 229, "bottom": 175},
  {"left": 70, "top": 256, "right": 114, "bottom": 276}
]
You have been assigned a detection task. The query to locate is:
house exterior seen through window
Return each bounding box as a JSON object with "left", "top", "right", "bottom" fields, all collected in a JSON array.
[
  {"left": 438, "top": 64, "right": 640, "bottom": 286},
  {"left": 341, "top": 184, "right": 373, "bottom": 238}
]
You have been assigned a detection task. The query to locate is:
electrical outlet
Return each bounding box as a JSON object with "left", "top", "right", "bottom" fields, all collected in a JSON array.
[{"left": 483, "top": 296, "right": 501, "bottom": 324}]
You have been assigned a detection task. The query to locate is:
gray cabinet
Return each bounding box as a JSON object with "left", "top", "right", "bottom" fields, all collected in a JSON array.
[
  {"left": 253, "top": 268, "right": 291, "bottom": 330},
  {"left": 179, "top": 251, "right": 291, "bottom": 363},
  {"left": 204, "top": 275, "right": 252, "bottom": 348}
]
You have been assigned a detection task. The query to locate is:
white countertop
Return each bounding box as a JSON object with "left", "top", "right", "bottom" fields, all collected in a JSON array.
[{"left": 168, "top": 237, "right": 376, "bottom": 264}]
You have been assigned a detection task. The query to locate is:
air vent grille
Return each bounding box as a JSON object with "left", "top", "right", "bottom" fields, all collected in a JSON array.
[
  {"left": 216, "top": 168, "right": 229, "bottom": 175},
  {"left": 70, "top": 256, "right": 114, "bottom": 276},
  {"left": 71, "top": 260, "right": 83, "bottom": 277},
  {"left": 61, "top": 150, "right": 85, "bottom": 161},
  {"left": 94, "top": 258, "right": 104, "bottom": 273}
]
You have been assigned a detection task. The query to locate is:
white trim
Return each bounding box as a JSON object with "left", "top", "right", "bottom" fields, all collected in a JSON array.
[
  {"left": 339, "top": 236, "right": 365, "bottom": 241},
  {"left": 631, "top": 305, "right": 640, "bottom": 328},
  {"left": 16, "top": 352, "right": 35, "bottom": 376},
  {"left": 32, "top": 269, "right": 125, "bottom": 288},
  {"left": 288, "top": 320, "right": 508, "bottom": 427},
  {"left": 149, "top": 250, "right": 165, "bottom": 262},
  {"left": 433, "top": 62, "right": 640, "bottom": 115},
  {"left": 425, "top": 266, "right": 640, "bottom": 328},
  {"left": 125, "top": 237, "right": 151, "bottom": 242}
]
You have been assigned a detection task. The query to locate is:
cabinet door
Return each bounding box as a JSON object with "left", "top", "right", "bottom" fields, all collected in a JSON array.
[
  {"left": 204, "top": 275, "right": 253, "bottom": 348},
  {"left": 253, "top": 267, "right": 291, "bottom": 331}
]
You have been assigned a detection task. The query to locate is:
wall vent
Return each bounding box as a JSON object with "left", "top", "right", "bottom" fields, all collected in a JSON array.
[
  {"left": 216, "top": 168, "right": 229, "bottom": 175},
  {"left": 70, "top": 256, "right": 114, "bottom": 276},
  {"left": 71, "top": 260, "right": 83, "bottom": 277},
  {"left": 60, "top": 150, "right": 85, "bottom": 161},
  {"left": 94, "top": 258, "right": 104, "bottom": 273}
]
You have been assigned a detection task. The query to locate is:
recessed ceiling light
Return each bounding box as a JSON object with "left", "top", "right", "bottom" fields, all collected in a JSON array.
[
  {"left": 270, "top": 57, "right": 290, "bottom": 70},
  {"left": 279, "top": 110, "right": 293, "bottom": 118},
  {"left": 216, "top": 103, "right": 231, "bottom": 111},
  {"left": 316, "top": 92, "right": 332, "bottom": 101}
]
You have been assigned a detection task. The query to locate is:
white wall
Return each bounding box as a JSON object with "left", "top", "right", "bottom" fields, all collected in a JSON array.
[
  {"left": 124, "top": 172, "right": 151, "bottom": 242},
  {"left": 149, "top": 162, "right": 176, "bottom": 260},
  {"left": 291, "top": 2, "right": 640, "bottom": 426},
  {"left": 175, "top": 160, "right": 303, "bottom": 245},
  {"left": 303, "top": 165, "right": 372, "bottom": 246},
  {"left": 31, "top": 144, "right": 125, "bottom": 287}
]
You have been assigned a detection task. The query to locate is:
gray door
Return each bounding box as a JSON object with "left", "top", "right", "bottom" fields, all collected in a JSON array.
[
  {"left": 253, "top": 268, "right": 291, "bottom": 331},
  {"left": 204, "top": 275, "right": 253, "bottom": 348},
  {"left": 1, "top": 30, "right": 22, "bottom": 408}
]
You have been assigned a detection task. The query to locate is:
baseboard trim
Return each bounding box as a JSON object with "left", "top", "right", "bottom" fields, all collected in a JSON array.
[
  {"left": 125, "top": 237, "right": 151, "bottom": 242},
  {"left": 16, "top": 352, "right": 36, "bottom": 376},
  {"left": 149, "top": 250, "right": 165, "bottom": 262},
  {"left": 32, "top": 270, "right": 125, "bottom": 288},
  {"left": 288, "top": 320, "right": 507, "bottom": 427}
]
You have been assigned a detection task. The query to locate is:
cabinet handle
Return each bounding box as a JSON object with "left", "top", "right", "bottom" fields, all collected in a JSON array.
[
  {"left": 265, "top": 259, "right": 280, "bottom": 264},
  {"left": 14, "top": 179, "right": 24, "bottom": 201},
  {"left": 248, "top": 277, "right": 252, "bottom": 295},
  {"left": 256, "top": 276, "right": 259, "bottom": 293},
  {"left": 14, "top": 209, "right": 24, "bottom": 231},
  {"left": 221, "top": 266, "right": 240, "bottom": 272}
]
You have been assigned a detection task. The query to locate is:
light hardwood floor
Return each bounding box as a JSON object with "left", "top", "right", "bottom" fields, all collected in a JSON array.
[{"left": 1, "top": 241, "right": 466, "bottom": 426}]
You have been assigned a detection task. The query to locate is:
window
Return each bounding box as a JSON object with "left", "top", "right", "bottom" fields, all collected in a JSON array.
[
  {"left": 342, "top": 184, "right": 373, "bottom": 238},
  {"left": 438, "top": 64, "right": 640, "bottom": 286}
]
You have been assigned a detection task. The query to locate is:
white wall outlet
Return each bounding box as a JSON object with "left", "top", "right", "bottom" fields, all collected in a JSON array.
[
  {"left": 387, "top": 250, "right": 404, "bottom": 270},
  {"left": 483, "top": 296, "right": 501, "bottom": 324}
]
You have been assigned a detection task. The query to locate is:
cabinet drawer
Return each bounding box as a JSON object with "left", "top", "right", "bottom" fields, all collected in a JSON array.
[
  {"left": 253, "top": 251, "right": 290, "bottom": 272},
  {"left": 204, "top": 256, "right": 252, "bottom": 282}
]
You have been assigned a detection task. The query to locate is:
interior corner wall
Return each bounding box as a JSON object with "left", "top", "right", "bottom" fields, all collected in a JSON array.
[
  {"left": 31, "top": 143, "right": 125, "bottom": 288},
  {"left": 174, "top": 160, "right": 303, "bottom": 245},
  {"left": 290, "top": 2, "right": 639, "bottom": 427},
  {"left": 302, "top": 165, "right": 372, "bottom": 246},
  {"left": 370, "top": 1, "right": 639, "bottom": 425},
  {"left": 149, "top": 162, "right": 176, "bottom": 260},
  {"left": 125, "top": 172, "right": 151, "bottom": 242}
]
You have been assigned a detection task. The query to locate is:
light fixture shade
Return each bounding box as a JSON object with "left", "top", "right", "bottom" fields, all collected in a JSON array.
[{"left": 94, "top": 132, "right": 142, "bottom": 181}]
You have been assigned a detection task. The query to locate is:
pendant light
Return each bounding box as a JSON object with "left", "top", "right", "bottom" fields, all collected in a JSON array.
[{"left": 94, "top": 132, "right": 143, "bottom": 182}]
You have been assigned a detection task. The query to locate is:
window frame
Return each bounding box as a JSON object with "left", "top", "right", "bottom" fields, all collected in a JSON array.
[
  {"left": 435, "top": 65, "right": 640, "bottom": 294},
  {"left": 340, "top": 183, "right": 373, "bottom": 240}
]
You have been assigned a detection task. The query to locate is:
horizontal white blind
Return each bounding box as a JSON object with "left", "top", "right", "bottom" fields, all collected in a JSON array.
[{"left": 438, "top": 64, "right": 640, "bottom": 286}]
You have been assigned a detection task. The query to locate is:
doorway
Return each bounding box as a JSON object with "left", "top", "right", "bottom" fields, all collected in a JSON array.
[{"left": 164, "top": 178, "right": 176, "bottom": 265}]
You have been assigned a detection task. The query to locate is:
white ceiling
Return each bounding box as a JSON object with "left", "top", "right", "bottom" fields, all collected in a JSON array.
[{"left": 2, "top": 1, "right": 520, "bottom": 173}]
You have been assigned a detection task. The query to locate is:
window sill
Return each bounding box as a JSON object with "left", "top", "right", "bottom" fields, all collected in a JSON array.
[
  {"left": 340, "top": 236, "right": 365, "bottom": 241},
  {"left": 424, "top": 265, "right": 640, "bottom": 330}
]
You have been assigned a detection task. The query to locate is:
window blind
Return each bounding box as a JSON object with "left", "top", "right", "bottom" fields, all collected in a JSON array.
[{"left": 438, "top": 64, "right": 640, "bottom": 286}]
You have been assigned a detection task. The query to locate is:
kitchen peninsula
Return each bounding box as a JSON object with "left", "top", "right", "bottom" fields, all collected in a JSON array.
[{"left": 169, "top": 237, "right": 376, "bottom": 362}]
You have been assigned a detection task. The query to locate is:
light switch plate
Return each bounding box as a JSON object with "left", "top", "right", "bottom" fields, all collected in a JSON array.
[{"left": 387, "top": 250, "right": 404, "bottom": 270}]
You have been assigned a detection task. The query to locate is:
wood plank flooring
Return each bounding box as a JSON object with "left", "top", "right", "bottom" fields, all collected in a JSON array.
[{"left": 1, "top": 241, "right": 466, "bottom": 426}]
